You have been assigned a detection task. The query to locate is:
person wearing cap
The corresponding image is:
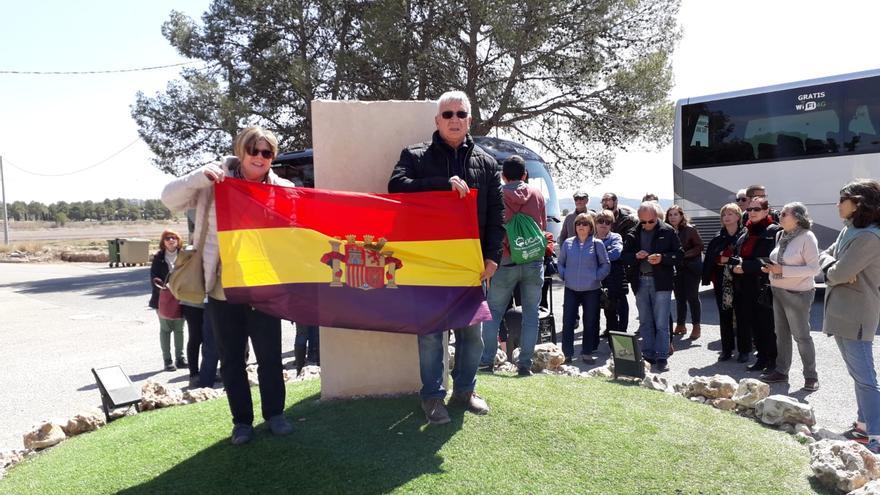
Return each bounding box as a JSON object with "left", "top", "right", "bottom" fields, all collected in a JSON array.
[{"left": 560, "top": 190, "right": 594, "bottom": 245}]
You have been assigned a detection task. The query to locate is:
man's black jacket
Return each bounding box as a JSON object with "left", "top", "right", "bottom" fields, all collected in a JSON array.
[
  {"left": 388, "top": 131, "right": 504, "bottom": 264},
  {"left": 620, "top": 221, "right": 684, "bottom": 293}
]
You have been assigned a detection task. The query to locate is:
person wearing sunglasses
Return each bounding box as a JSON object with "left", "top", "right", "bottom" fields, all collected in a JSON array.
[
  {"left": 759, "top": 202, "right": 820, "bottom": 391},
  {"left": 731, "top": 196, "right": 781, "bottom": 374},
  {"left": 148, "top": 229, "right": 187, "bottom": 372},
  {"left": 818, "top": 179, "right": 880, "bottom": 453},
  {"left": 162, "top": 126, "right": 296, "bottom": 445},
  {"left": 740, "top": 184, "right": 780, "bottom": 224},
  {"left": 389, "top": 90, "right": 504, "bottom": 425},
  {"left": 620, "top": 202, "right": 683, "bottom": 373}
]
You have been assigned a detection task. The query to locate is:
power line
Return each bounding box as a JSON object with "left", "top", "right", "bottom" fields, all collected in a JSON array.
[
  {"left": 5, "top": 138, "right": 142, "bottom": 177},
  {"left": 0, "top": 62, "right": 194, "bottom": 75}
]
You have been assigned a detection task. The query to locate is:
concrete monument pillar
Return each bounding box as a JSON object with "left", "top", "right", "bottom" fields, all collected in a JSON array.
[{"left": 311, "top": 100, "right": 446, "bottom": 399}]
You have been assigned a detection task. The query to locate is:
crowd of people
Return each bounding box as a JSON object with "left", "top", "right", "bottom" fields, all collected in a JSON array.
[{"left": 153, "top": 90, "right": 880, "bottom": 453}]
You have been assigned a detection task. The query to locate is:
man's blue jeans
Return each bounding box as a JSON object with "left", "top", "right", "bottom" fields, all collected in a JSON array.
[
  {"left": 635, "top": 276, "right": 671, "bottom": 361},
  {"left": 480, "top": 261, "right": 545, "bottom": 369},
  {"left": 419, "top": 323, "right": 483, "bottom": 400},
  {"left": 561, "top": 288, "right": 601, "bottom": 358},
  {"left": 835, "top": 335, "right": 880, "bottom": 435}
]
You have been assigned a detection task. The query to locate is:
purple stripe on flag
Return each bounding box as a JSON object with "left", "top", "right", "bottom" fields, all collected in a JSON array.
[{"left": 223, "top": 284, "right": 491, "bottom": 335}]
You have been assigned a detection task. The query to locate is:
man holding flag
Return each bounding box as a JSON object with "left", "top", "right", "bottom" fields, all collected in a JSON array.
[{"left": 389, "top": 90, "right": 504, "bottom": 425}]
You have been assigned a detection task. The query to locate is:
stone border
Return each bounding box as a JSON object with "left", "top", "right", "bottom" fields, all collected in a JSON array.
[{"left": 0, "top": 365, "right": 320, "bottom": 481}]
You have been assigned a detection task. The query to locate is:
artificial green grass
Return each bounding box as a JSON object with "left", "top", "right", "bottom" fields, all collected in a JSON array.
[{"left": 0, "top": 375, "right": 828, "bottom": 495}]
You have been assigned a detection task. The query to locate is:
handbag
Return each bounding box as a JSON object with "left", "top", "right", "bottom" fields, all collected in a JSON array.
[
  {"left": 158, "top": 288, "right": 183, "bottom": 319},
  {"left": 168, "top": 188, "right": 213, "bottom": 304}
]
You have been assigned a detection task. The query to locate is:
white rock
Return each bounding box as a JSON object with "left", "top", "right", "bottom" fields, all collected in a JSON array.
[
  {"left": 689, "top": 396, "right": 707, "bottom": 404},
  {"left": 795, "top": 423, "right": 813, "bottom": 436},
  {"left": 711, "top": 398, "right": 737, "bottom": 411},
  {"left": 810, "top": 440, "right": 880, "bottom": 493},
  {"left": 531, "top": 343, "right": 566, "bottom": 372},
  {"left": 687, "top": 375, "right": 738, "bottom": 399},
  {"left": 61, "top": 409, "right": 106, "bottom": 436},
  {"left": 551, "top": 364, "right": 582, "bottom": 376},
  {"left": 495, "top": 362, "right": 517, "bottom": 373},
  {"left": 182, "top": 387, "right": 224, "bottom": 404},
  {"left": 732, "top": 378, "right": 771, "bottom": 408},
  {"left": 585, "top": 366, "right": 613, "bottom": 378},
  {"left": 754, "top": 395, "right": 816, "bottom": 426},
  {"left": 850, "top": 479, "right": 880, "bottom": 494},
  {"left": 109, "top": 405, "right": 139, "bottom": 420},
  {"left": 641, "top": 374, "right": 672, "bottom": 393},
  {"left": 448, "top": 345, "right": 456, "bottom": 369},
  {"left": 780, "top": 423, "right": 795, "bottom": 434},
  {"left": 246, "top": 364, "right": 259, "bottom": 386},
  {"left": 22, "top": 422, "right": 67, "bottom": 450},
  {"left": 0, "top": 449, "right": 31, "bottom": 470},
  {"left": 140, "top": 381, "right": 184, "bottom": 410}
]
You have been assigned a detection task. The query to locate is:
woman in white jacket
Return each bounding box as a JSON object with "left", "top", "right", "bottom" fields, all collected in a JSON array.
[
  {"left": 759, "top": 202, "right": 820, "bottom": 390},
  {"left": 161, "top": 126, "right": 295, "bottom": 445}
]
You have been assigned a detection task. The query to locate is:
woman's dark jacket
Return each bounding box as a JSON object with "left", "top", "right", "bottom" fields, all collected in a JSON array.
[
  {"left": 604, "top": 230, "right": 632, "bottom": 296},
  {"left": 388, "top": 131, "right": 505, "bottom": 264},
  {"left": 702, "top": 226, "right": 746, "bottom": 286},
  {"left": 732, "top": 219, "right": 782, "bottom": 292},
  {"left": 620, "top": 221, "right": 684, "bottom": 293},
  {"left": 148, "top": 250, "right": 168, "bottom": 309}
]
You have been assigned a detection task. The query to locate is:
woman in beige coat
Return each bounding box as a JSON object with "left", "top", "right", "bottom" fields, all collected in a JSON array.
[
  {"left": 818, "top": 179, "right": 880, "bottom": 453},
  {"left": 760, "top": 203, "right": 819, "bottom": 390},
  {"left": 162, "top": 126, "right": 295, "bottom": 445}
]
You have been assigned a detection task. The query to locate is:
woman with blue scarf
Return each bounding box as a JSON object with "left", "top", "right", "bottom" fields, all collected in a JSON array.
[{"left": 819, "top": 179, "right": 880, "bottom": 453}]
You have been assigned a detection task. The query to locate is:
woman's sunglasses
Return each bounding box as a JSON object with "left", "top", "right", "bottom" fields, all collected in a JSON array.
[
  {"left": 247, "top": 148, "right": 274, "bottom": 159},
  {"left": 596, "top": 219, "right": 613, "bottom": 225},
  {"left": 441, "top": 110, "right": 469, "bottom": 119},
  {"left": 164, "top": 236, "right": 178, "bottom": 241},
  {"left": 745, "top": 207, "right": 766, "bottom": 212}
]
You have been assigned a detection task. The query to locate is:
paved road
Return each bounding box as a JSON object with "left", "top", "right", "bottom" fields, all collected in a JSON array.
[
  {"left": 0, "top": 262, "right": 295, "bottom": 451},
  {"left": 0, "top": 263, "right": 871, "bottom": 450}
]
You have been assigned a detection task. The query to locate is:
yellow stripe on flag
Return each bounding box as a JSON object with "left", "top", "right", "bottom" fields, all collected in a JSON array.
[{"left": 218, "top": 227, "right": 484, "bottom": 288}]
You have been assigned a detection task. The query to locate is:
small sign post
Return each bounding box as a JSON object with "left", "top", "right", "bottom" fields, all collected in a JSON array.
[{"left": 609, "top": 332, "right": 646, "bottom": 380}]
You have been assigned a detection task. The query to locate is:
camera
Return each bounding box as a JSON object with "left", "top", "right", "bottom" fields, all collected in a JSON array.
[{"left": 727, "top": 256, "right": 742, "bottom": 267}]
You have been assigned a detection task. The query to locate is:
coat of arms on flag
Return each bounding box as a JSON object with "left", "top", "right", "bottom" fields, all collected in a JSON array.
[{"left": 321, "top": 235, "right": 403, "bottom": 290}]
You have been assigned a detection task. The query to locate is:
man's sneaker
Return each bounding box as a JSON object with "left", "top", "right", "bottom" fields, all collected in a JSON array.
[
  {"left": 867, "top": 439, "right": 880, "bottom": 454},
  {"left": 802, "top": 378, "right": 820, "bottom": 392},
  {"left": 267, "top": 415, "right": 293, "bottom": 436},
  {"left": 477, "top": 364, "right": 494, "bottom": 373},
  {"left": 188, "top": 375, "right": 200, "bottom": 388},
  {"left": 421, "top": 398, "right": 451, "bottom": 425},
  {"left": 231, "top": 424, "right": 254, "bottom": 445},
  {"left": 176, "top": 357, "right": 188, "bottom": 369},
  {"left": 449, "top": 391, "right": 490, "bottom": 415},
  {"left": 653, "top": 360, "right": 670, "bottom": 373},
  {"left": 844, "top": 422, "right": 869, "bottom": 442},
  {"left": 163, "top": 360, "right": 176, "bottom": 372},
  {"left": 759, "top": 371, "right": 788, "bottom": 384},
  {"left": 517, "top": 366, "right": 533, "bottom": 377}
]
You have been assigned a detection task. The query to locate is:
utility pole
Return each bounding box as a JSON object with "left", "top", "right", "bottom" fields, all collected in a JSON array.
[{"left": 1, "top": 156, "right": 8, "bottom": 245}]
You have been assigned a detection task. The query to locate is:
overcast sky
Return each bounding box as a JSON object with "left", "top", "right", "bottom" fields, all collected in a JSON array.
[{"left": 1, "top": 0, "right": 878, "bottom": 204}]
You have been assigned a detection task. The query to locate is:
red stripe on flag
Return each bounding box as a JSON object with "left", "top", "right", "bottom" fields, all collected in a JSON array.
[{"left": 214, "top": 178, "right": 481, "bottom": 242}]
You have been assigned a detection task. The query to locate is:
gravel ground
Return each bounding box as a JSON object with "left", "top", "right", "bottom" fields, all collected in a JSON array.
[{"left": 0, "top": 263, "right": 871, "bottom": 451}]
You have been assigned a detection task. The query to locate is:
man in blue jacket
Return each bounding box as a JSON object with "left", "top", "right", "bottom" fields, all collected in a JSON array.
[
  {"left": 388, "top": 90, "right": 504, "bottom": 425},
  {"left": 620, "top": 203, "right": 684, "bottom": 372}
]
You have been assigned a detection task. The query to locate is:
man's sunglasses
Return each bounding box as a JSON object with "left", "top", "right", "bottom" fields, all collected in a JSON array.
[
  {"left": 639, "top": 219, "right": 656, "bottom": 225},
  {"left": 247, "top": 148, "right": 275, "bottom": 159},
  {"left": 441, "top": 110, "right": 469, "bottom": 119},
  {"left": 736, "top": 197, "right": 749, "bottom": 202}
]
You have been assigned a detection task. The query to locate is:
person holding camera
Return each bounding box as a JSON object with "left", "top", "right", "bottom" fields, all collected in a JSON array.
[
  {"left": 759, "top": 202, "right": 820, "bottom": 390},
  {"left": 702, "top": 203, "right": 746, "bottom": 362},
  {"left": 732, "top": 196, "right": 781, "bottom": 373}
]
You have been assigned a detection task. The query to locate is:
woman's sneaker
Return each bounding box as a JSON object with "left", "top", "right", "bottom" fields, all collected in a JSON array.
[
  {"left": 866, "top": 439, "right": 880, "bottom": 454},
  {"left": 844, "top": 422, "right": 869, "bottom": 443}
]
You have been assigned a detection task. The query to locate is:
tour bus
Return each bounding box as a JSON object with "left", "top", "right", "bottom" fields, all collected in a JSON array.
[
  {"left": 272, "top": 136, "right": 563, "bottom": 239},
  {"left": 673, "top": 69, "right": 880, "bottom": 248}
]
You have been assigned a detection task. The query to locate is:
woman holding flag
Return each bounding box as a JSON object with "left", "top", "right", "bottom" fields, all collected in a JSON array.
[{"left": 161, "top": 126, "right": 296, "bottom": 445}]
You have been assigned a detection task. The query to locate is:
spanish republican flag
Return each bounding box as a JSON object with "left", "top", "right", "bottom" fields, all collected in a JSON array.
[{"left": 214, "top": 178, "right": 491, "bottom": 335}]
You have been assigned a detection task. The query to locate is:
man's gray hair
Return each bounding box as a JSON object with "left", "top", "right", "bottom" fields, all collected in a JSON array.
[
  {"left": 437, "top": 91, "right": 471, "bottom": 114},
  {"left": 637, "top": 201, "right": 659, "bottom": 217},
  {"left": 783, "top": 202, "right": 812, "bottom": 230}
]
